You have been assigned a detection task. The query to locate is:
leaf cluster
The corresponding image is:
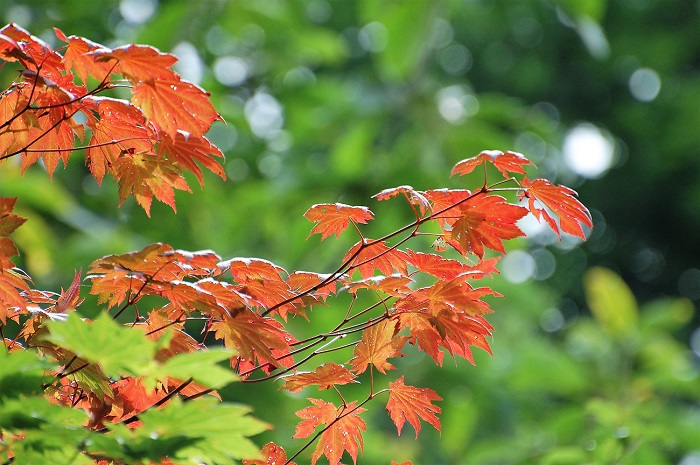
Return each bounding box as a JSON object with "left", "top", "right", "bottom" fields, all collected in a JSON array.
[{"left": 0, "top": 25, "right": 592, "bottom": 465}]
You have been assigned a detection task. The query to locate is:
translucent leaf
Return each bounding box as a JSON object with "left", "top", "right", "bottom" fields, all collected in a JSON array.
[{"left": 583, "top": 267, "right": 638, "bottom": 338}]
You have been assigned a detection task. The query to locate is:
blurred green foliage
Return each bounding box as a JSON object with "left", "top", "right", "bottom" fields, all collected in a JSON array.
[{"left": 2, "top": 0, "right": 700, "bottom": 463}]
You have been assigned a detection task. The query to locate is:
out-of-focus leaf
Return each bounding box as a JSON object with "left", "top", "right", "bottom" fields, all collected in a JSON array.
[
  {"left": 155, "top": 348, "right": 238, "bottom": 389},
  {"left": 43, "top": 312, "right": 168, "bottom": 379},
  {"left": 0, "top": 349, "right": 51, "bottom": 400},
  {"left": 583, "top": 267, "right": 638, "bottom": 339},
  {"left": 94, "top": 397, "right": 269, "bottom": 464}
]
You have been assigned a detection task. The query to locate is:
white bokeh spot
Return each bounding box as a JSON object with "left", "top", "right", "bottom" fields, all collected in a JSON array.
[{"left": 563, "top": 123, "right": 614, "bottom": 178}]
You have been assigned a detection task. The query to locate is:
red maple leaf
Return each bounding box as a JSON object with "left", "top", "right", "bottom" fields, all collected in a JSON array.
[
  {"left": 520, "top": 177, "right": 593, "bottom": 240},
  {"left": 451, "top": 150, "right": 534, "bottom": 179},
  {"left": 279, "top": 363, "right": 357, "bottom": 392},
  {"left": 444, "top": 194, "right": 528, "bottom": 258},
  {"left": 386, "top": 376, "right": 442, "bottom": 437},
  {"left": 342, "top": 240, "right": 409, "bottom": 279},
  {"left": 304, "top": 203, "right": 374, "bottom": 240},
  {"left": 394, "top": 274, "right": 497, "bottom": 365},
  {"left": 293, "top": 399, "right": 367, "bottom": 465},
  {"left": 422, "top": 188, "right": 473, "bottom": 227}
]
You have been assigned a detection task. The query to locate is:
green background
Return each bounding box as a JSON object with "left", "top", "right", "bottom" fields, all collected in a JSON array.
[{"left": 2, "top": 0, "right": 700, "bottom": 463}]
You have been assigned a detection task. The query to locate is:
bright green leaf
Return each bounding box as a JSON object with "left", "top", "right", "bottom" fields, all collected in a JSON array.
[
  {"left": 0, "top": 349, "right": 51, "bottom": 400},
  {"left": 43, "top": 312, "right": 169, "bottom": 379},
  {"left": 95, "top": 398, "right": 269, "bottom": 464},
  {"left": 155, "top": 348, "right": 238, "bottom": 389}
]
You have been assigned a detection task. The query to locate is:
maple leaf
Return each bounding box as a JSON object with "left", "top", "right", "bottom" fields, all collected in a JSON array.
[
  {"left": 55, "top": 29, "right": 114, "bottom": 84},
  {"left": 85, "top": 97, "right": 155, "bottom": 185},
  {"left": 405, "top": 251, "right": 473, "bottom": 281},
  {"left": 211, "top": 310, "right": 295, "bottom": 373},
  {"left": 451, "top": 150, "right": 534, "bottom": 179},
  {"left": 131, "top": 77, "right": 221, "bottom": 138},
  {"left": 243, "top": 442, "right": 297, "bottom": 465},
  {"left": 19, "top": 104, "right": 81, "bottom": 179},
  {"left": 0, "top": 269, "right": 31, "bottom": 325},
  {"left": 395, "top": 310, "right": 491, "bottom": 366},
  {"left": 220, "top": 257, "right": 288, "bottom": 283},
  {"left": 279, "top": 363, "right": 357, "bottom": 392},
  {"left": 393, "top": 274, "right": 498, "bottom": 365},
  {"left": 304, "top": 203, "right": 374, "bottom": 240},
  {"left": 95, "top": 44, "right": 179, "bottom": 83},
  {"left": 0, "top": 85, "right": 34, "bottom": 159},
  {"left": 422, "top": 188, "right": 473, "bottom": 227},
  {"left": 287, "top": 271, "right": 339, "bottom": 301},
  {"left": 373, "top": 185, "right": 430, "bottom": 215},
  {"left": 109, "top": 376, "right": 166, "bottom": 422},
  {"left": 113, "top": 151, "right": 191, "bottom": 215},
  {"left": 0, "top": 198, "right": 27, "bottom": 243},
  {"left": 396, "top": 273, "right": 499, "bottom": 318},
  {"left": 158, "top": 130, "right": 226, "bottom": 188},
  {"left": 294, "top": 398, "right": 367, "bottom": 465},
  {"left": 53, "top": 271, "right": 83, "bottom": 314},
  {"left": 219, "top": 257, "right": 301, "bottom": 319},
  {"left": 444, "top": 194, "right": 528, "bottom": 258},
  {"left": 342, "top": 240, "right": 409, "bottom": 279},
  {"left": 88, "top": 243, "right": 210, "bottom": 309},
  {"left": 386, "top": 376, "right": 442, "bottom": 437},
  {"left": 0, "top": 198, "right": 30, "bottom": 324},
  {"left": 345, "top": 274, "right": 413, "bottom": 297},
  {"left": 0, "top": 23, "right": 64, "bottom": 82},
  {"left": 520, "top": 177, "right": 593, "bottom": 240},
  {"left": 350, "top": 319, "right": 408, "bottom": 374}
]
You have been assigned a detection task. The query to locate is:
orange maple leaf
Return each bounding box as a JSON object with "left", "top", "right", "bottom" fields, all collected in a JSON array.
[
  {"left": 386, "top": 376, "right": 442, "bottom": 437},
  {"left": 279, "top": 363, "right": 357, "bottom": 393},
  {"left": 85, "top": 97, "right": 155, "bottom": 185},
  {"left": 423, "top": 188, "right": 472, "bottom": 227},
  {"left": 373, "top": 185, "right": 430, "bottom": 215},
  {"left": 95, "top": 44, "right": 179, "bottom": 83},
  {"left": 345, "top": 274, "right": 413, "bottom": 297},
  {"left": 350, "top": 319, "right": 407, "bottom": 374},
  {"left": 294, "top": 399, "right": 367, "bottom": 465},
  {"left": 304, "top": 203, "right": 374, "bottom": 240},
  {"left": 158, "top": 130, "right": 226, "bottom": 188},
  {"left": 55, "top": 29, "right": 114, "bottom": 84},
  {"left": 243, "top": 442, "right": 297, "bottom": 465},
  {"left": 342, "top": 240, "right": 409, "bottom": 279},
  {"left": 451, "top": 149, "right": 534, "bottom": 179},
  {"left": 131, "top": 77, "right": 221, "bottom": 138},
  {"left": 113, "top": 151, "right": 191, "bottom": 215},
  {"left": 211, "top": 310, "right": 295, "bottom": 373},
  {"left": 520, "top": 177, "right": 593, "bottom": 240}
]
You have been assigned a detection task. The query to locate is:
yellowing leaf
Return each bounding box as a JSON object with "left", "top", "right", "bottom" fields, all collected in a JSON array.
[{"left": 584, "top": 267, "right": 639, "bottom": 338}]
